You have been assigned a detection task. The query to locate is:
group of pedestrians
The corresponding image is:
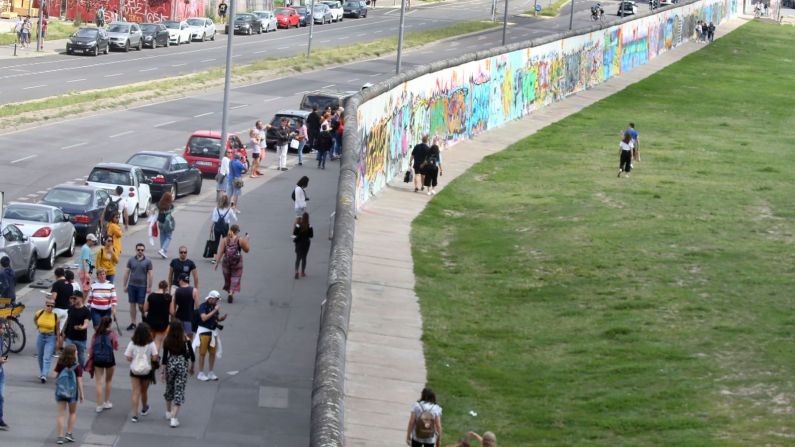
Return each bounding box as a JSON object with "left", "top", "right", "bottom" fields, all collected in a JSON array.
[
  {"left": 618, "top": 122, "right": 640, "bottom": 178},
  {"left": 695, "top": 20, "right": 716, "bottom": 42},
  {"left": 409, "top": 135, "right": 445, "bottom": 195}
]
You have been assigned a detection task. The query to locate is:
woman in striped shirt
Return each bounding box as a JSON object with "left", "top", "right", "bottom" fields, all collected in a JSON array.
[{"left": 88, "top": 269, "right": 118, "bottom": 329}]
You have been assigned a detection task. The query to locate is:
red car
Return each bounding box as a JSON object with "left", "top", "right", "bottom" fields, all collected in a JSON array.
[
  {"left": 183, "top": 130, "right": 248, "bottom": 175},
  {"left": 275, "top": 7, "right": 300, "bottom": 28}
]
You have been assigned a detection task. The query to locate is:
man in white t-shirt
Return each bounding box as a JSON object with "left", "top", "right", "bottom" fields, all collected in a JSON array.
[{"left": 216, "top": 150, "right": 231, "bottom": 201}]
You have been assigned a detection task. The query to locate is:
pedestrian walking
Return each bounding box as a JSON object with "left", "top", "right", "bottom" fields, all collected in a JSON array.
[
  {"left": 248, "top": 128, "right": 263, "bottom": 178},
  {"left": 160, "top": 320, "right": 195, "bottom": 427},
  {"left": 125, "top": 323, "right": 158, "bottom": 423},
  {"left": 168, "top": 246, "right": 198, "bottom": 292},
  {"left": 95, "top": 236, "right": 119, "bottom": 283},
  {"left": 293, "top": 176, "right": 309, "bottom": 217},
  {"left": 315, "top": 122, "right": 334, "bottom": 169},
  {"left": 293, "top": 212, "right": 313, "bottom": 279},
  {"left": 0, "top": 317, "right": 8, "bottom": 431},
  {"left": 410, "top": 135, "right": 430, "bottom": 192},
  {"left": 216, "top": 150, "right": 231, "bottom": 201},
  {"left": 306, "top": 106, "right": 321, "bottom": 151},
  {"left": 86, "top": 316, "right": 118, "bottom": 413},
  {"left": 34, "top": 299, "right": 59, "bottom": 383},
  {"left": 39, "top": 14, "right": 48, "bottom": 49},
  {"left": 295, "top": 118, "right": 308, "bottom": 166},
  {"left": 218, "top": 0, "right": 228, "bottom": 23},
  {"left": 49, "top": 267, "right": 73, "bottom": 338},
  {"left": 155, "top": 192, "right": 176, "bottom": 259},
  {"left": 618, "top": 134, "right": 633, "bottom": 178},
  {"left": 269, "top": 118, "right": 292, "bottom": 171},
  {"left": 332, "top": 107, "right": 344, "bottom": 159},
  {"left": 624, "top": 122, "right": 640, "bottom": 162},
  {"left": 214, "top": 224, "right": 250, "bottom": 303},
  {"left": 124, "top": 243, "right": 153, "bottom": 331},
  {"left": 708, "top": 22, "right": 715, "bottom": 42},
  {"left": 0, "top": 257, "right": 16, "bottom": 303},
  {"left": 701, "top": 21, "right": 708, "bottom": 42},
  {"left": 227, "top": 153, "right": 247, "bottom": 212},
  {"left": 695, "top": 20, "right": 702, "bottom": 42},
  {"left": 21, "top": 17, "right": 32, "bottom": 48},
  {"left": 466, "top": 431, "right": 497, "bottom": 447},
  {"left": 143, "top": 280, "right": 171, "bottom": 355},
  {"left": 103, "top": 186, "right": 130, "bottom": 235},
  {"left": 406, "top": 387, "right": 443, "bottom": 447},
  {"left": 106, "top": 212, "right": 124, "bottom": 256},
  {"left": 192, "top": 291, "right": 226, "bottom": 381},
  {"left": 54, "top": 345, "right": 84, "bottom": 445},
  {"left": 170, "top": 275, "right": 199, "bottom": 340},
  {"left": 62, "top": 295, "right": 91, "bottom": 368},
  {"left": 95, "top": 7, "right": 105, "bottom": 27},
  {"left": 79, "top": 234, "right": 98, "bottom": 294},
  {"left": 206, "top": 195, "right": 237, "bottom": 262},
  {"left": 13, "top": 16, "right": 23, "bottom": 44},
  {"left": 422, "top": 144, "right": 443, "bottom": 196},
  {"left": 87, "top": 268, "right": 118, "bottom": 329}
]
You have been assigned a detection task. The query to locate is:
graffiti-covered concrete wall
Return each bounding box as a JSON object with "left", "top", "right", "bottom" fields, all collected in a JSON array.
[{"left": 352, "top": 0, "right": 737, "bottom": 208}]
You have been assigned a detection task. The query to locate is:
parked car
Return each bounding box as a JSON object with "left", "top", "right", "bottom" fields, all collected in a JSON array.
[
  {"left": 265, "top": 110, "right": 311, "bottom": 151},
  {"left": 140, "top": 23, "right": 170, "bottom": 48},
  {"left": 252, "top": 10, "right": 279, "bottom": 32},
  {"left": 66, "top": 27, "right": 109, "bottom": 56},
  {"left": 323, "top": 1, "right": 344, "bottom": 21},
  {"left": 275, "top": 7, "right": 301, "bottom": 28},
  {"left": 86, "top": 163, "right": 152, "bottom": 225},
  {"left": 343, "top": 0, "right": 368, "bottom": 18},
  {"left": 107, "top": 22, "right": 143, "bottom": 52},
  {"left": 0, "top": 224, "right": 37, "bottom": 283},
  {"left": 227, "top": 13, "right": 264, "bottom": 35},
  {"left": 126, "top": 151, "right": 203, "bottom": 200},
  {"left": 299, "top": 89, "right": 356, "bottom": 111},
  {"left": 617, "top": 1, "right": 638, "bottom": 15},
  {"left": 164, "top": 20, "right": 192, "bottom": 45},
  {"left": 313, "top": 4, "right": 333, "bottom": 24},
  {"left": 183, "top": 131, "right": 249, "bottom": 175},
  {"left": 2, "top": 203, "right": 75, "bottom": 269},
  {"left": 293, "top": 6, "right": 312, "bottom": 26},
  {"left": 39, "top": 185, "right": 111, "bottom": 242},
  {"left": 187, "top": 17, "right": 216, "bottom": 41}
]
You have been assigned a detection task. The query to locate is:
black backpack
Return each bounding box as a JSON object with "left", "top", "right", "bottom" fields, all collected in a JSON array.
[
  {"left": 92, "top": 334, "right": 113, "bottom": 364},
  {"left": 103, "top": 197, "right": 122, "bottom": 222},
  {"left": 214, "top": 209, "right": 230, "bottom": 236}
]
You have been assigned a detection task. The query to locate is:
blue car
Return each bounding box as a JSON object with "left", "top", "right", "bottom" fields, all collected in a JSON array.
[
  {"left": 294, "top": 6, "right": 313, "bottom": 26},
  {"left": 39, "top": 185, "right": 112, "bottom": 241}
]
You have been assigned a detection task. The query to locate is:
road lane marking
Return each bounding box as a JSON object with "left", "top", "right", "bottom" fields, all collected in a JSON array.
[
  {"left": 369, "top": 73, "right": 380, "bottom": 77},
  {"left": 349, "top": 78, "right": 359, "bottom": 82},
  {"left": 11, "top": 154, "right": 37, "bottom": 164},
  {"left": 320, "top": 40, "right": 330, "bottom": 43},
  {"left": 36, "top": 190, "right": 47, "bottom": 194},
  {"left": 66, "top": 78, "right": 86, "bottom": 83},
  {"left": 109, "top": 130, "right": 134, "bottom": 138},
  {"left": 154, "top": 120, "right": 177, "bottom": 128},
  {"left": 16, "top": 197, "right": 30, "bottom": 201},
  {"left": 230, "top": 104, "right": 248, "bottom": 110},
  {"left": 321, "top": 84, "right": 335, "bottom": 88},
  {"left": 104, "top": 73, "right": 123, "bottom": 77},
  {"left": 277, "top": 46, "right": 288, "bottom": 49},
  {"left": 193, "top": 112, "right": 214, "bottom": 118},
  {"left": 61, "top": 142, "right": 86, "bottom": 150},
  {"left": 200, "top": 58, "right": 216, "bottom": 62},
  {"left": 23, "top": 84, "right": 46, "bottom": 90},
  {"left": 139, "top": 67, "right": 158, "bottom": 72},
  {"left": 263, "top": 97, "right": 278, "bottom": 103},
  {"left": 253, "top": 49, "right": 269, "bottom": 54},
  {"left": 171, "top": 63, "right": 187, "bottom": 67}
]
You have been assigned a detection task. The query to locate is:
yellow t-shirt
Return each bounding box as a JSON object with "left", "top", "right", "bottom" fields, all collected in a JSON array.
[
  {"left": 35, "top": 310, "right": 58, "bottom": 334},
  {"left": 107, "top": 222, "right": 123, "bottom": 255},
  {"left": 96, "top": 247, "right": 120, "bottom": 275}
]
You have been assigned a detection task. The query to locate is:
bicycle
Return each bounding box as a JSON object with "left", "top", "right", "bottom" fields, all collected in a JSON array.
[{"left": 0, "top": 298, "right": 27, "bottom": 356}]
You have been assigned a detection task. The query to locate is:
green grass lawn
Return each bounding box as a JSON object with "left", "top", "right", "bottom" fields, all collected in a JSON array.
[
  {"left": 411, "top": 20, "right": 795, "bottom": 446},
  {"left": 0, "top": 20, "right": 82, "bottom": 45}
]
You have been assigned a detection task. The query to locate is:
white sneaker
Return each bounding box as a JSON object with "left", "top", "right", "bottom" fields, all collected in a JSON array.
[
  {"left": 197, "top": 372, "right": 209, "bottom": 381},
  {"left": 207, "top": 371, "right": 219, "bottom": 381},
  {"left": 103, "top": 401, "right": 113, "bottom": 409},
  {"left": 170, "top": 417, "right": 180, "bottom": 428},
  {"left": 96, "top": 406, "right": 103, "bottom": 413},
  {"left": 158, "top": 249, "right": 167, "bottom": 259},
  {"left": 165, "top": 411, "right": 172, "bottom": 420}
]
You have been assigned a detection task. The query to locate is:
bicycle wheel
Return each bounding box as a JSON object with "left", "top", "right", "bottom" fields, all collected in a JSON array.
[
  {"left": 0, "top": 328, "right": 9, "bottom": 357},
  {"left": 7, "top": 317, "right": 26, "bottom": 353}
]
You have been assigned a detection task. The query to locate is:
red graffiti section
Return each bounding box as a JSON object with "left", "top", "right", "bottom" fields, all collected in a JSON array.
[{"left": 64, "top": 0, "right": 202, "bottom": 22}]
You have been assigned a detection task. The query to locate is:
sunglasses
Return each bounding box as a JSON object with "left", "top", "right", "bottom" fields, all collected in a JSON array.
[
  {"left": 45, "top": 305, "right": 54, "bottom": 308},
  {"left": 179, "top": 251, "right": 187, "bottom": 254},
  {"left": 137, "top": 248, "right": 145, "bottom": 252}
]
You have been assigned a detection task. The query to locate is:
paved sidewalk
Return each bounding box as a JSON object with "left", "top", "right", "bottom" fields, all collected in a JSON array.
[
  {"left": 0, "top": 39, "right": 67, "bottom": 59},
  {"left": 343, "top": 14, "right": 751, "bottom": 446}
]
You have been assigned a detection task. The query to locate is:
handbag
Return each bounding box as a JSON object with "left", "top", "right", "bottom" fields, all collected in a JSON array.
[
  {"left": 289, "top": 139, "right": 300, "bottom": 150},
  {"left": 233, "top": 178, "right": 244, "bottom": 189},
  {"left": 403, "top": 170, "right": 413, "bottom": 183},
  {"left": 151, "top": 220, "right": 159, "bottom": 237},
  {"left": 203, "top": 238, "right": 215, "bottom": 258}
]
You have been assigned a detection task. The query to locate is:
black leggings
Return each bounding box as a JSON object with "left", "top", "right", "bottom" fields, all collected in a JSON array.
[
  {"left": 295, "top": 243, "right": 310, "bottom": 272},
  {"left": 412, "top": 440, "right": 434, "bottom": 447},
  {"left": 620, "top": 150, "right": 632, "bottom": 172}
]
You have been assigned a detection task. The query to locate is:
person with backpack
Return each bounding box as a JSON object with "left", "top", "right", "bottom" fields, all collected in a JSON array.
[
  {"left": 206, "top": 195, "right": 237, "bottom": 262},
  {"left": 125, "top": 323, "right": 158, "bottom": 423},
  {"left": 106, "top": 212, "right": 124, "bottom": 258},
  {"left": 293, "top": 176, "right": 309, "bottom": 217},
  {"left": 87, "top": 316, "right": 118, "bottom": 413},
  {"left": 192, "top": 291, "right": 227, "bottom": 381},
  {"left": 143, "top": 280, "right": 171, "bottom": 355},
  {"left": 95, "top": 236, "right": 120, "bottom": 283},
  {"left": 155, "top": 192, "right": 176, "bottom": 259},
  {"left": 0, "top": 256, "right": 16, "bottom": 302},
  {"left": 422, "top": 144, "right": 443, "bottom": 196},
  {"left": 214, "top": 224, "right": 250, "bottom": 304},
  {"left": 292, "top": 212, "right": 314, "bottom": 279},
  {"left": 409, "top": 136, "right": 430, "bottom": 193},
  {"left": 54, "top": 345, "right": 84, "bottom": 444},
  {"left": 103, "top": 186, "right": 129, "bottom": 233},
  {"left": 34, "top": 299, "right": 60, "bottom": 383},
  {"left": 170, "top": 275, "right": 199, "bottom": 340},
  {"left": 62, "top": 294, "right": 91, "bottom": 368},
  {"left": 405, "top": 387, "right": 443, "bottom": 447},
  {"left": 160, "top": 319, "right": 195, "bottom": 427}
]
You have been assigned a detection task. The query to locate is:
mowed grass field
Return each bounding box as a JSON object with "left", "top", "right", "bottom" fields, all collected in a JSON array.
[{"left": 411, "top": 20, "right": 795, "bottom": 446}]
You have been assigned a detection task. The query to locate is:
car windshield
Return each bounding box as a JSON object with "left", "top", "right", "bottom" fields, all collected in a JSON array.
[
  {"left": 187, "top": 18, "right": 204, "bottom": 25},
  {"left": 301, "top": 94, "right": 341, "bottom": 110},
  {"left": 127, "top": 154, "right": 169, "bottom": 170},
  {"left": 313, "top": 5, "right": 325, "bottom": 12},
  {"left": 140, "top": 24, "right": 158, "bottom": 32},
  {"left": 75, "top": 28, "right": 98, "bottom": 38},
  {"left": 295, "top": 7, "right": 307, "bottom": 13},
  {"left": 270, "top": 115, "right": 299, "bottom": 128},
  {"left": 344, "top": 2, "right": 356, "bottom": 6},
  {"left": 88, "top": 168, "right": 133, "bottom": 185},
  {"left": 274, "top": 8, "right": 291, "bottom": 14},
  {"left": 254, "top": 11, "right": 272, "bottom": 17},
  {"left": 42, "top": 189, "right": 92, "bottom": 206},
  {"left": 188, "top": 136, "right": 222, "bottom": 158},
  {"left": 3, "top": 206, "right": 49, "bottom": 223},
  {"left": 164, "top": 21, "right": 181, "bottom": 29},
  {"left": 108, "top": 24, "right": 130, "bottom": 33},
  {"left": 236, "top": 15, "right": 251, "bottom": 21}
]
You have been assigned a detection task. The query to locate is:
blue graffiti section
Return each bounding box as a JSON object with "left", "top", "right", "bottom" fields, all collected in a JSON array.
[{"left": 354, "top": 0, "right": 736, "bottom": 208}]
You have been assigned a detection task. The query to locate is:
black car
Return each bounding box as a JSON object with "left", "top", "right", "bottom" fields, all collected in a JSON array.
[
  {"left": 141, "top": 23, "right": 170, "bottom": 48},
  {"left": 66, "top": 27, "right": 110, "bottom": 56},
  {"left": 266, "top": 110, "right": 311, "bottom": 152},
  {"left": 39, "top": 185, "right": 111, "bottom": 240},
  {"left": 294, "top": 6, "right": 313, "bottom": 26},
  {"left": 126, "top": 151, "right": 202, "bottom": 200},
  {"left": 227, "top": 14, "right": 263, "bottom": 35},
  {"left": 299, "top": 89, "right": 356, "bottom": 112},
  {"left": 343, "top": 0, "right": 368, "bottom": 18}
]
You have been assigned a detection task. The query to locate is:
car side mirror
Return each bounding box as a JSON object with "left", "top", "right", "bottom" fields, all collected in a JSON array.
[
  {"left": 21, "top": 235, "right": 29, "bottom": 242},
  {"left": 63, "top": 214, "right": 71, "bottom": 221}
]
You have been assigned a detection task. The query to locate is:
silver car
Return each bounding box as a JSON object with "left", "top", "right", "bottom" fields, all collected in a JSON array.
[
  {"left": 187, "top": 17, "right": 216, "bottom": 41},
  {"left": 2, "top": 203, "right": 76, "bottom": 270},
  {"left": 107, "top": 22, "right": 143, "bottom": 52},
  {"left": 0, "top": 223, "right": 37, "bottom": 283},
  {"left": 252, "top": 11, "right": 278, "bottom": 32}
]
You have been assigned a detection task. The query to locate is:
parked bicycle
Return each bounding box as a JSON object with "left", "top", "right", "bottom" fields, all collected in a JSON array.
[{"left": 0, "top": 298, "right": 26, "bottom": 356}]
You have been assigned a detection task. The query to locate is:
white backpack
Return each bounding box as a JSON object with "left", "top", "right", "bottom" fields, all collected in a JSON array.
[{"left": 130, "top": 348, "right": 152, "bottom": 375}]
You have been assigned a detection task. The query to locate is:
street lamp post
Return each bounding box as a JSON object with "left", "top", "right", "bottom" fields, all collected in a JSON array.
[
  {"left": 220, "top": 0, "right": 236, "bottom": 165},
  {"left": 568, "top": 0, "right": 574, "bottom": 29},
  {"left": 501, "top": 0, "right": 508, "bottom": 45},
  {"left": 36, "top": 0, "right": 44, "bottom": 52},
  {"left": 395, "top": 0, "right": 406, "bottom": 74},
  {"left": 307, "top": 0, "right": 316, "bottom": 56}
]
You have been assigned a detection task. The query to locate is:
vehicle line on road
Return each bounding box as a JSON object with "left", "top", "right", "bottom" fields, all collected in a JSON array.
[
  {"left": 139, "top": 67, "right": 158, "bottom": 72},
  {"left": 11, "top": 154, "right": 37, "bottom": 164},
  {"left": 200, "top": 58, "right": 216, "bottom": 62},
  {"left": 22, "top": 84, "right": 46, "bottom": 90},
  {"left": 172, "top": 63, "right": 188, "bottom": 67},
  {"left": 193, "top": 112, "right": 214, "bottom": 118},
  {"left": 154, "top": 120, "right": 178, "bottom": 128},
  {"left": 230, "top": 104, "right": 249, "bottom": 110},
  {"left": 109, "top": 130, "right": 134, "bottom": 138},
  {"left": 66, "top": 78, "right": 86, "bottom": 83},
  {"left": 104, "top": 73, "right": 123, "bottom": 77},
  {"left": 60, "top": 142, "right": 87, "bottom": 150}
]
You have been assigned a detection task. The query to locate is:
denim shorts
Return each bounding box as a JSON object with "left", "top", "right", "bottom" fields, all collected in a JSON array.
[{"left": 127, "top": 284, "right": 147, "bottom": 305}]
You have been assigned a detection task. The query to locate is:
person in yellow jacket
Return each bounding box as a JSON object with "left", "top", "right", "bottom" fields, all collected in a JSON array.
[
  {"left": 96, "top": 237, "right": 120, "bottom": 283},
  {"left": 34, "top": 299, "right": 59, "bottom": 383},
  {"left": 106, "top": 212, "right": 123, "bottom": 256}
]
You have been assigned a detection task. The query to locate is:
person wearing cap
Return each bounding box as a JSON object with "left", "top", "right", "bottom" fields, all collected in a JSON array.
[
  {"left": 79, "top": 234, "right": 98, "bottom": 296},
  {"left": 227, "top": 153, "right": 247, "bottom": 212},
  {"left": 192, "top": 291, "right": 227, "bottom": 381},
  {"left": 95, "top": 236, "right": 120, "bottom": 283},
  {"left": 34, "top": 299, "right": 60, "bottom": 383}
]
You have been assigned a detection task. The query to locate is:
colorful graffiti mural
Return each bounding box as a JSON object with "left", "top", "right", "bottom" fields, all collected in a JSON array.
[
  {"left": 63, "top": 0, "right": 203, "bottom": 22},
  {"left": 353, "top": 0, "right": 737, "bottom": 209}
]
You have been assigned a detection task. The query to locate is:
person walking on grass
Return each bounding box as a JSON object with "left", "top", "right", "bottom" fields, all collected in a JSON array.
[
  {"left": 124, "top": 243, "right": 153, "bottom": 331},
  {"left": 206, "top": 195, "right": 237, "bottom": 262},
  {"left": 62, "top": 295, "right": 91, "bottom": 368},
  {"left": 144, "top": 280, "right": 172, "bottom": 356},
  {"left": 0, "top": 317, "right": 8, "bottom": 431},
  {"left": 214, "top": 224, "right": 250, "bottom": 303},
  {"left": 156, "top": 193, "right": 176, "bottom": 259},
  {"left": 34, "top": 299, "right": 59, "bottom": 383},
  {"left": 410, "top": 135, "right": 430, "bottom": 192},
  {"left": 293, "top": 212, "right": 313, "bottom": 279},
  {"left": 406, "top": 387, "right": 443, "bottom": 447},
  {"left": 161, "top": 319, "right": 194, "bottom": 427},
  {"left": 95, "top": 236, "right": 119, "bottom": 283},
  {"left": 125, "top": 323, "right": 158, "bottom": 423},
  {"left": 88, "top": 268, "right": 117, "bottom": 329},
  {"left": 618, "top": 134, "right": 633, "bottom": 178},
  {"left": 293, "top": 176, "right": 309, "bottom": 217},
  {"left": 192, "top": 291, "right": 227, "bottom": 381},
  {"left": 249, "top": 128, "right": 263, "bottom": 178},
  {"left": 168, "top": 246, "right": 198, "bottom": 293},
  {"left": 624, "top": 122, "right": 640, "bottom": 162},
  {"left": 54, "top": 345, "right": 84, "bottom": 445},
  {"left": 87, "top": 316, "right": 118, "bottom": 414}
]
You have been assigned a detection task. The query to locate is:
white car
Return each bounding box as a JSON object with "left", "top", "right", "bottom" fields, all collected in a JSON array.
[
  {"left": 2, "top": 203, "right": 76, "bottom": 269},
  {"left": 86, "top": 163, "right": 152, "bottom": 225},
  {"left": 187, "top": 17, "right": 216, "bottom": 41},
  {"left": 252, "top": 10, "right": 278, "bottom": 32},
  {"left": 322, "top": 1, "right": 344, "bottom": 21},
  {"left": 163, "top": 20, "right": 192, "bottom": 45}
]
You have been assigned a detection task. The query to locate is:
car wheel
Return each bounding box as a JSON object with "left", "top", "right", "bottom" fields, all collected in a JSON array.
[
  {"left": 193, "top": 176, "right": 202, "bottom": 195},
  {"left": 104, "top": 45, "right": 109, "bottom": 54},
  {"left": 211, "top": 31, "right": 216, "bottom": 40},
  {"left": 177, "top": 37, "right": 181, "bottom": 45},
  {"left": 41, "top": 246, "right": 56, "bottom": 270},
  {"left": 23, "top": 253, "right": 37, "bottom": 283},
  {"left": 124, "top": 41, "right": 130, "bottom": 52},
  {"left": 129, "top": 206, "right": 139, "bottom": 225},
  {"left": 66, "top": 48, "right": 72, "bottom": 55},
  {"left": 93, "top": 46, "right": 99, "bottom": 56},
  {"left": 66, "top": 234, "right": 75, "bottom": 257},
  {"left": 137, "top": 40, "right": 143, "bottom": 51},
  {"left": 170, "top": 183, "right": 178, "bottom": 199}
]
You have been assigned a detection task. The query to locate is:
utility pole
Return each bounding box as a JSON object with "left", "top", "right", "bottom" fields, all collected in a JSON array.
[
  {"left": 395, "top": 0, "right": 406, "bottom": 75},
  {"left": 501, "top": 0, "right": 508, "bottom": 45},
  {"left": 36, "top": 0, "right": 44, "bottom": 52},
  {"left": 306, "top": 0, "right": 316, "bottom": 55},
  {"left": 568, "top": 0, "right": 574, "bottom": 29},
  {"left": 220, "top": 0, "right": 236, "bottom": 165}
]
